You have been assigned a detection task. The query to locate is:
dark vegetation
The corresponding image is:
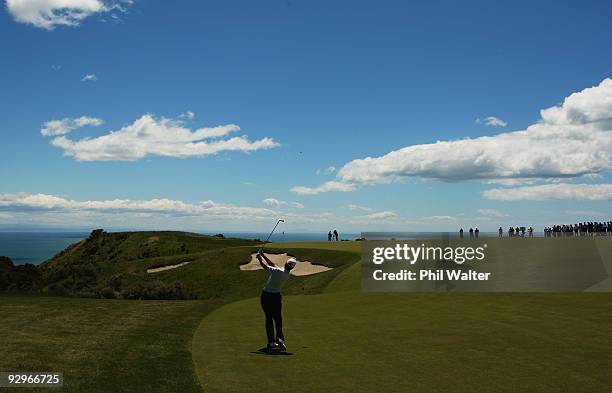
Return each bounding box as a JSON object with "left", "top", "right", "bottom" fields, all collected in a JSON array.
[{"left": 0, "top": 256, "right": 43, "bottom": 293}]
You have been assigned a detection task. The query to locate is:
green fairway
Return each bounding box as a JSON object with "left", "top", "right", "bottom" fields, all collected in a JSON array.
[
  {"left": 193, "top": 291, "right": 612, "bottom": 393},
  {"left": 0, "top": 295, "right": 216, "bottom": 393}
]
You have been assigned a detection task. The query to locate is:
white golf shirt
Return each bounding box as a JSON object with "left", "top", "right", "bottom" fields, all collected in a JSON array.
[{"left": 263, "top": 266, "right": 291, "bottom": 293}]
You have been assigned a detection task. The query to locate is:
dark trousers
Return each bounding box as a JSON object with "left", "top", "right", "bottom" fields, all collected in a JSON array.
[{"left": 260, "top": 291, "right": 283, "bottom": 343}]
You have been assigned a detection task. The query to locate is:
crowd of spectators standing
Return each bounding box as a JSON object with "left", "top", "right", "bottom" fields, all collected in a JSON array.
[
  {"left": 544, "top": 221, "right": 612, "bottom": 237},
  {"left": 458, "top": 221, "right": 612, "bottom": 238}
]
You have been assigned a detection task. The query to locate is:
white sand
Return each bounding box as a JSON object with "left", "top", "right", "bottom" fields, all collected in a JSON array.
[
  {"left": 147, "top": 261, "right": 191, "bottom": 273},
  {"left": 240, "top": 253, "right": 333, "bottom": 276}
]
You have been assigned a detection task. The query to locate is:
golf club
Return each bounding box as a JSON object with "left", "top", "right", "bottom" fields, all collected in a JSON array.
[{"left": 259, "top": 219, "right": 284, "bottom": 254}]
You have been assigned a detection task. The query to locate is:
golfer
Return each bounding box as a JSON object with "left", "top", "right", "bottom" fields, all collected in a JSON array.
[{"left": 257, "top": 249, "right": 296, "bottom": 351}]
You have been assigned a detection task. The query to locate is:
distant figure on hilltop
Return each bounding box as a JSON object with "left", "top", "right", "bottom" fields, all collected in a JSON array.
[
  {"left": 469, "top": 228, "right": 474, "bottom": 238},
  {"left": 475, "top": 228, "right": 480, "bottom": 238},
  {"left": 333, "top": 229, "right": 339, "bottom": 241},
  {"left": 499, "top": 227, "right": 503, "bottom": 237},
  {"left": 328, "top": 231, "right": 332, "bottom": 241},
  {"left": 459, "top": 228, "right": 464, "bottom": 238}
]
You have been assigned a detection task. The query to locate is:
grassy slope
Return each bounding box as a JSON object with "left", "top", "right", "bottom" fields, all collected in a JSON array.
[
  {"left": 144, "top": 246, "right": 359, "bottom": 300},
  {"left": 0, "top": 295, "right": 217, "bottom": 393},
  {"left": 38, "top": 231, "right": 261, "bottom": 298},
  {"left": 193, "top": 238, "right": 612, "bottom": 393}
]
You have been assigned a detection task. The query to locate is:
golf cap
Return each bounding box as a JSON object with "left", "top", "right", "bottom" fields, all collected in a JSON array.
[{"left": 285, "top": 258, "right": 297, "bottom": 270}]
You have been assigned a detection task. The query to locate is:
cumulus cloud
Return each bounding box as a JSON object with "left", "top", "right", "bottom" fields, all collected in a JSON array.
[
  {"left": 292, "top": 78, "right": 612, "bottom": 194},
  {"left": 5, "top": 0, "right": 132, "bottom": 30},
  {"left": 477, "top": 208, "right": 509, "bottom": 217},
  {"left": 40, "top": 116, "right": 103, "bottom": 136},
  {"left": 0, "top": 192, "right": 278, "bottom": 219},
  {"left": 42, "top": 113, "right": 279, "bottom": 161},
  {"left": 347, "top": 204, "right": 372, "bottom": 212},
  {"left": 483, "top": 183, "right": 612, "bottom": 201},
  {"left": 263, "top": 198, "right": 304, "bottom": 209},
  {"left": 290, "top": 181, "right": 356, "bottom": 195},
  {"left": 476, "top": 116, "right": 508, "bottom": 127},
  {"left": 81, "top": 73, "right": 97, "bottom": 82}
]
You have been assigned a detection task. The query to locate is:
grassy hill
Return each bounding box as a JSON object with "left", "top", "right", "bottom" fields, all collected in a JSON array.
[
  {"left": 37, "top": 230, "right": 261, "bottom": 298},
  {"left": 31, "top": 230, "right": 359, "bottom": 300}
]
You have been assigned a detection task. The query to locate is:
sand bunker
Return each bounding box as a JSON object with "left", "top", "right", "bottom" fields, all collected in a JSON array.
[
  {"left": 241, "top": 253, "right": 332, "bottom": 276},
  {"left": 147, "top": 261, "right": 192, "bottom": 273}
]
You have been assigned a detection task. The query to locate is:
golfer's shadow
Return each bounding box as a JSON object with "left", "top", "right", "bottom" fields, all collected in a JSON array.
[{"left": 251, "top": 347, "right": 294, "bottom": 356}]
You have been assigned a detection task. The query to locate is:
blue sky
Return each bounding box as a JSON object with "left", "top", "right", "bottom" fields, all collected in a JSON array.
[{"left": 1, "top": 0, "right": 611, "bottom": 232}]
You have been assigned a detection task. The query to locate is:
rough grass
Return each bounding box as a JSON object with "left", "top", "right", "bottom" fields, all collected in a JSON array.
[{"left": 0, "top": 295, "right": 217, "bottom": 393}]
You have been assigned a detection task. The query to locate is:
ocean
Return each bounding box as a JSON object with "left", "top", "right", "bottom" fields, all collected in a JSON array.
[{"left": 0, "top": 232, "right": 89, "bottom": 265}]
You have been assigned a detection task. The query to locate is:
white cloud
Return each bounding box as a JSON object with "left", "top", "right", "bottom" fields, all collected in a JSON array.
[
  {"left": 81, "top": 73, "right": 97, "bottom": 82},
  {"left": 476, "top": 116, "right": 508, "bottom": 127},
  {"left": 42, "top": 113, "right": 279, "bottom": 161},
  {"left": 263, "top": 198, "right": 304, "bottom": 209},
  {"left": 290, "top": 181, "right": 356, "bottom": 195},
  {"left": 366, "top": 210, "right": 398, "bottom": 220},
  {"left": 5, "top": 0, "right": 132, "bottom": 30},
  {"left": 421, "top": 215, "right": 456, "bottom": 221},
  {"left": 477, "top": 208, "right": 509, "bottom": 217},
  {"left": 347, "top": 204, "right": 372, "bottom": 212},
  {"left": 292, "top": 78, "right": 612, "bottom": 194},
  {"left": 0, "top": 192, "right": 278, "bottom": 219},
  {"left": 483, "top": 183, "right": 612, "bottom": 201},
  {"left": 40, "top": 116, "right": 104, "bottom": 136}
]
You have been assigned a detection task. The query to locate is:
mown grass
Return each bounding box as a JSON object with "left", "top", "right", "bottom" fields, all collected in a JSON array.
[{"left": 193, "top": 291, "right": 612, "bottom": 393}]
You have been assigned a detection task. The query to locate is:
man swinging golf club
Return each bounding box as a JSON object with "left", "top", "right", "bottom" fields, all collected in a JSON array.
[{"left": 257, "top": 249, "right": 296, "bottom": 352}]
